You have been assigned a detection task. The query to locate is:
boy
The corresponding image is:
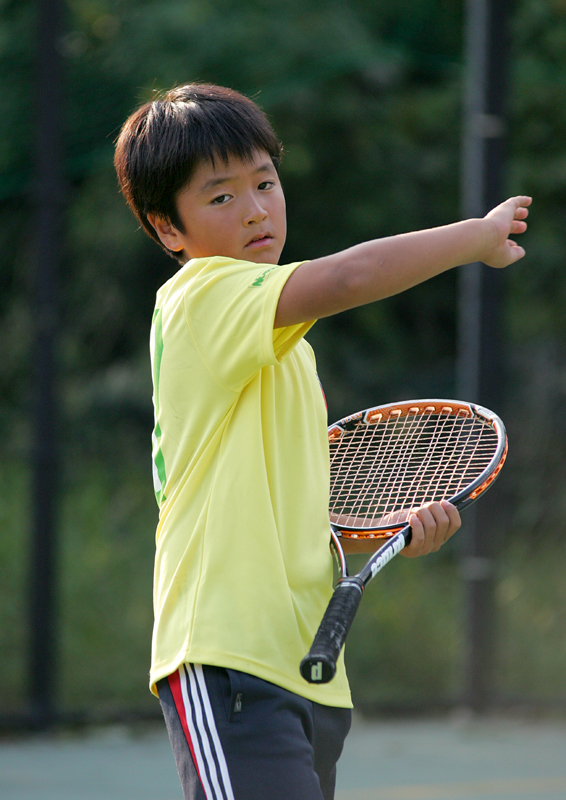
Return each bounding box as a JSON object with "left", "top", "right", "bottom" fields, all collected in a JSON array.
[{"left": 114, "top": 84, "right": 530, "bottom": 800}]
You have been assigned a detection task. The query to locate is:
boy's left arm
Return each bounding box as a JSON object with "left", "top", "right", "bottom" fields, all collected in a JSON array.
[{"left": 275, "top": 196, "right": 531, "bottom": 329}]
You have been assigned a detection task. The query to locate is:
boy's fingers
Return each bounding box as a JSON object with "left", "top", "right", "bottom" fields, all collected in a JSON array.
[
  {"left": 421, "top": 502, "right": 452, "bottom": 552},
  {"left": 509, "top": 195, "right": 532, "bottom": 211},
  {"left": 510, "top": 219, "right": 527, "bottom": 233},
  {"left": 403, "top": 506, "right": 441, "bottom": 557},
  {"left": 401, "top": 501, "right": 461, "bottom": 558},
  {"left": 402, "top": 512, "right": 425, "bottom": 558},
  {"left": 504, "top": 241, "right": 526, "bottom": 262},
  {"left": 514, "top": 205, "right": 530, "bottom": 220},
  {"left": 440, "top": 500, "right": 461, "bottom": 539},
  {"left": 487, "top": 195, "right": 531, "bottom": 225}
]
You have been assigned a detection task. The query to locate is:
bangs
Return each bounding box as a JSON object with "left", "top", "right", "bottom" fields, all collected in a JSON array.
[{"left": 167, "top": 96, "right": 282, "bottom": 173}]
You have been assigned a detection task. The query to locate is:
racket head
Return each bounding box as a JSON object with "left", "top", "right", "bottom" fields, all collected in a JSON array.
[{"left": 328, "top": 399, "right": 507, "bottom": 541}]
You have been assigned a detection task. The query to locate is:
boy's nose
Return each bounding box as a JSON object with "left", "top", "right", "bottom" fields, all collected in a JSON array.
[{"left": 243, "top": 198, "right": 267, "bottom": 225}]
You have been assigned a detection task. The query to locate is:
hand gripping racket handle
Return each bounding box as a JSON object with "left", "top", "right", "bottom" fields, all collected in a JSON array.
[{"left": 300, "top": 577, "right": 364, "bottom": 683}]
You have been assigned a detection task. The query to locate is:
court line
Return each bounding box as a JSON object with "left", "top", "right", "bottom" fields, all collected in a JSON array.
[
  {"left": 156, "top": 774, "right": 566, "bottom": 800},
  {"left": 336, "top": 775, "right": 566, "bottom": 799}
]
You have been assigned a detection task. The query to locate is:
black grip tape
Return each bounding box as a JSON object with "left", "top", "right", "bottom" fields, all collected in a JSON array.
[{"left": 300, "top": 578, "right": 364, "bottom": 684}]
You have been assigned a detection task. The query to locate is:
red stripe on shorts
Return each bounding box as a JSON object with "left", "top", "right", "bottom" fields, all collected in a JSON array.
[{"left": 168, "top": 668, "right": 202, "bottom": 784}]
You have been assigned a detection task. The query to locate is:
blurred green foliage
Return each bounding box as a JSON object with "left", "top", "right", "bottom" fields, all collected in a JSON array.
[{"left": 1, "top": 0, "right": 566, "bottom": 714}]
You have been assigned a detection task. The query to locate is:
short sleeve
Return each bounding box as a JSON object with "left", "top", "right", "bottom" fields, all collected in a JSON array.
[{"left": 183, "top": 257, "right": 314, "bottom": 390}]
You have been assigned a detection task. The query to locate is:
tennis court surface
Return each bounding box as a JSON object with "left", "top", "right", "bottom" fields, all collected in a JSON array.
[{"left": 1, "top": 713, "right": 565, "bottom": 800}]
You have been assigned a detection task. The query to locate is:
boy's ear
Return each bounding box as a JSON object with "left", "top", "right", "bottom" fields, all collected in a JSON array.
[{"left": 147, "top": 213, "right": 184, "bottom": 252}]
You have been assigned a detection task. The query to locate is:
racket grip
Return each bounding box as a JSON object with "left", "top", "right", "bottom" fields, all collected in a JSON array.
[{"left": 300, "top": 577, "right": 364, "bottom": 684}]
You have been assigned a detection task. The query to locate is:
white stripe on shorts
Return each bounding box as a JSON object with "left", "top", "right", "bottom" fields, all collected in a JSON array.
[{"left": 178, "top": 664, "right": 236, "bottom": 800}]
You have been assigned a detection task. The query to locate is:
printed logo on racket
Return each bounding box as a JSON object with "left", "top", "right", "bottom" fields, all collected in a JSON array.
[{"left": 370, "top": 534, "right": 406, "bottom": 578}]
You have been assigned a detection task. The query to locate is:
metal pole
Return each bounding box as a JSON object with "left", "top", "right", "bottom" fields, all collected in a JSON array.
[
  {"left": 29, "top": 0, "right": 64, "bottom": 727},
  {"left": 458, "top": 0, "right": 508, "bottom": 712}
]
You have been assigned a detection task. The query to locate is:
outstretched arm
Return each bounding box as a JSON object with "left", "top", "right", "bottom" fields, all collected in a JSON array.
[{"left": 275, "top": 196, "right": 531, "bottom": 328}]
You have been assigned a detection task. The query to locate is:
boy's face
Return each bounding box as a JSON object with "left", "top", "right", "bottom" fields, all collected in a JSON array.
[{"left": 149, "top": 150, "right": 287, "bottom": 265}]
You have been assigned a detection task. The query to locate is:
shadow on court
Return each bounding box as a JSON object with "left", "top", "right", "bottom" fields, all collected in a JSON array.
[{"left": 1, "top": 713, "right": 565, "bottom": 800}]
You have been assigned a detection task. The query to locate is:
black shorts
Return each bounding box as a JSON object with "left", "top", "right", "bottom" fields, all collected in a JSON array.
[{"left": 157, "top": 664, "right": 352, "bottom": 800}]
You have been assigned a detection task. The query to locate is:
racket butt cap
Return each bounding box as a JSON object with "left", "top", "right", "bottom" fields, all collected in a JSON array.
[{"left": 300, "top": 656, "right": 336, "bottom": 684}]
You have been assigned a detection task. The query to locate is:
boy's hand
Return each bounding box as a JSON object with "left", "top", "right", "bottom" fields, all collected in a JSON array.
[
  {"left": 481, "top": 195, "right": 532, "bottom": 269},
  {"left": 401, "top": 500, "right": 461, "bottom": 558}
]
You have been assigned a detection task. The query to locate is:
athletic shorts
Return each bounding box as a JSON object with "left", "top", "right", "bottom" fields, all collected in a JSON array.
[{"left": 157, "top": 664, "right": 352, "bottom": 800}]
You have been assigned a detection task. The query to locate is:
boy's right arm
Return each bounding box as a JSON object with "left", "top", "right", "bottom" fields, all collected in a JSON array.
[{"left": 274, "top": 196, "right": 531, "bottom": 329}]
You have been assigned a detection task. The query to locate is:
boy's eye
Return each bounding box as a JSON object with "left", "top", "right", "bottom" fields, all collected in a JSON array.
[
  {"left": 211, "top": 194, "right": 231, "bottom": 205},
  {"left": 258, "top": 181, "right": 275, "bottom": 190}
]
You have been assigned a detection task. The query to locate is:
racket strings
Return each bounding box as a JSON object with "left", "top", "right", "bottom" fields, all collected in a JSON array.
[
  {"left": 329, "top": 411, "right": 499, "bottom": 529},
  {"left": 331, "top": 421, "right": 495, "bottom": 517},
  {"left": 396, "top": 411, "right": 480, "bottom": 510}
]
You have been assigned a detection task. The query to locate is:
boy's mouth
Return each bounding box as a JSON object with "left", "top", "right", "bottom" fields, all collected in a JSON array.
[{"left": 245, "top": 232, "right": 273, "bottom": 249}]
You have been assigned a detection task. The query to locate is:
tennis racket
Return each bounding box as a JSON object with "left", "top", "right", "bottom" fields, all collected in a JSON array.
[{"left": 300, "top": 399, "right": 507, "bottom": 684}]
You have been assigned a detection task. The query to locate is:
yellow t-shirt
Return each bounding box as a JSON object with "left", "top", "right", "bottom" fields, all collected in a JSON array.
[{"left": 149, "top": 255, "right": 351, "bottom": 707}]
